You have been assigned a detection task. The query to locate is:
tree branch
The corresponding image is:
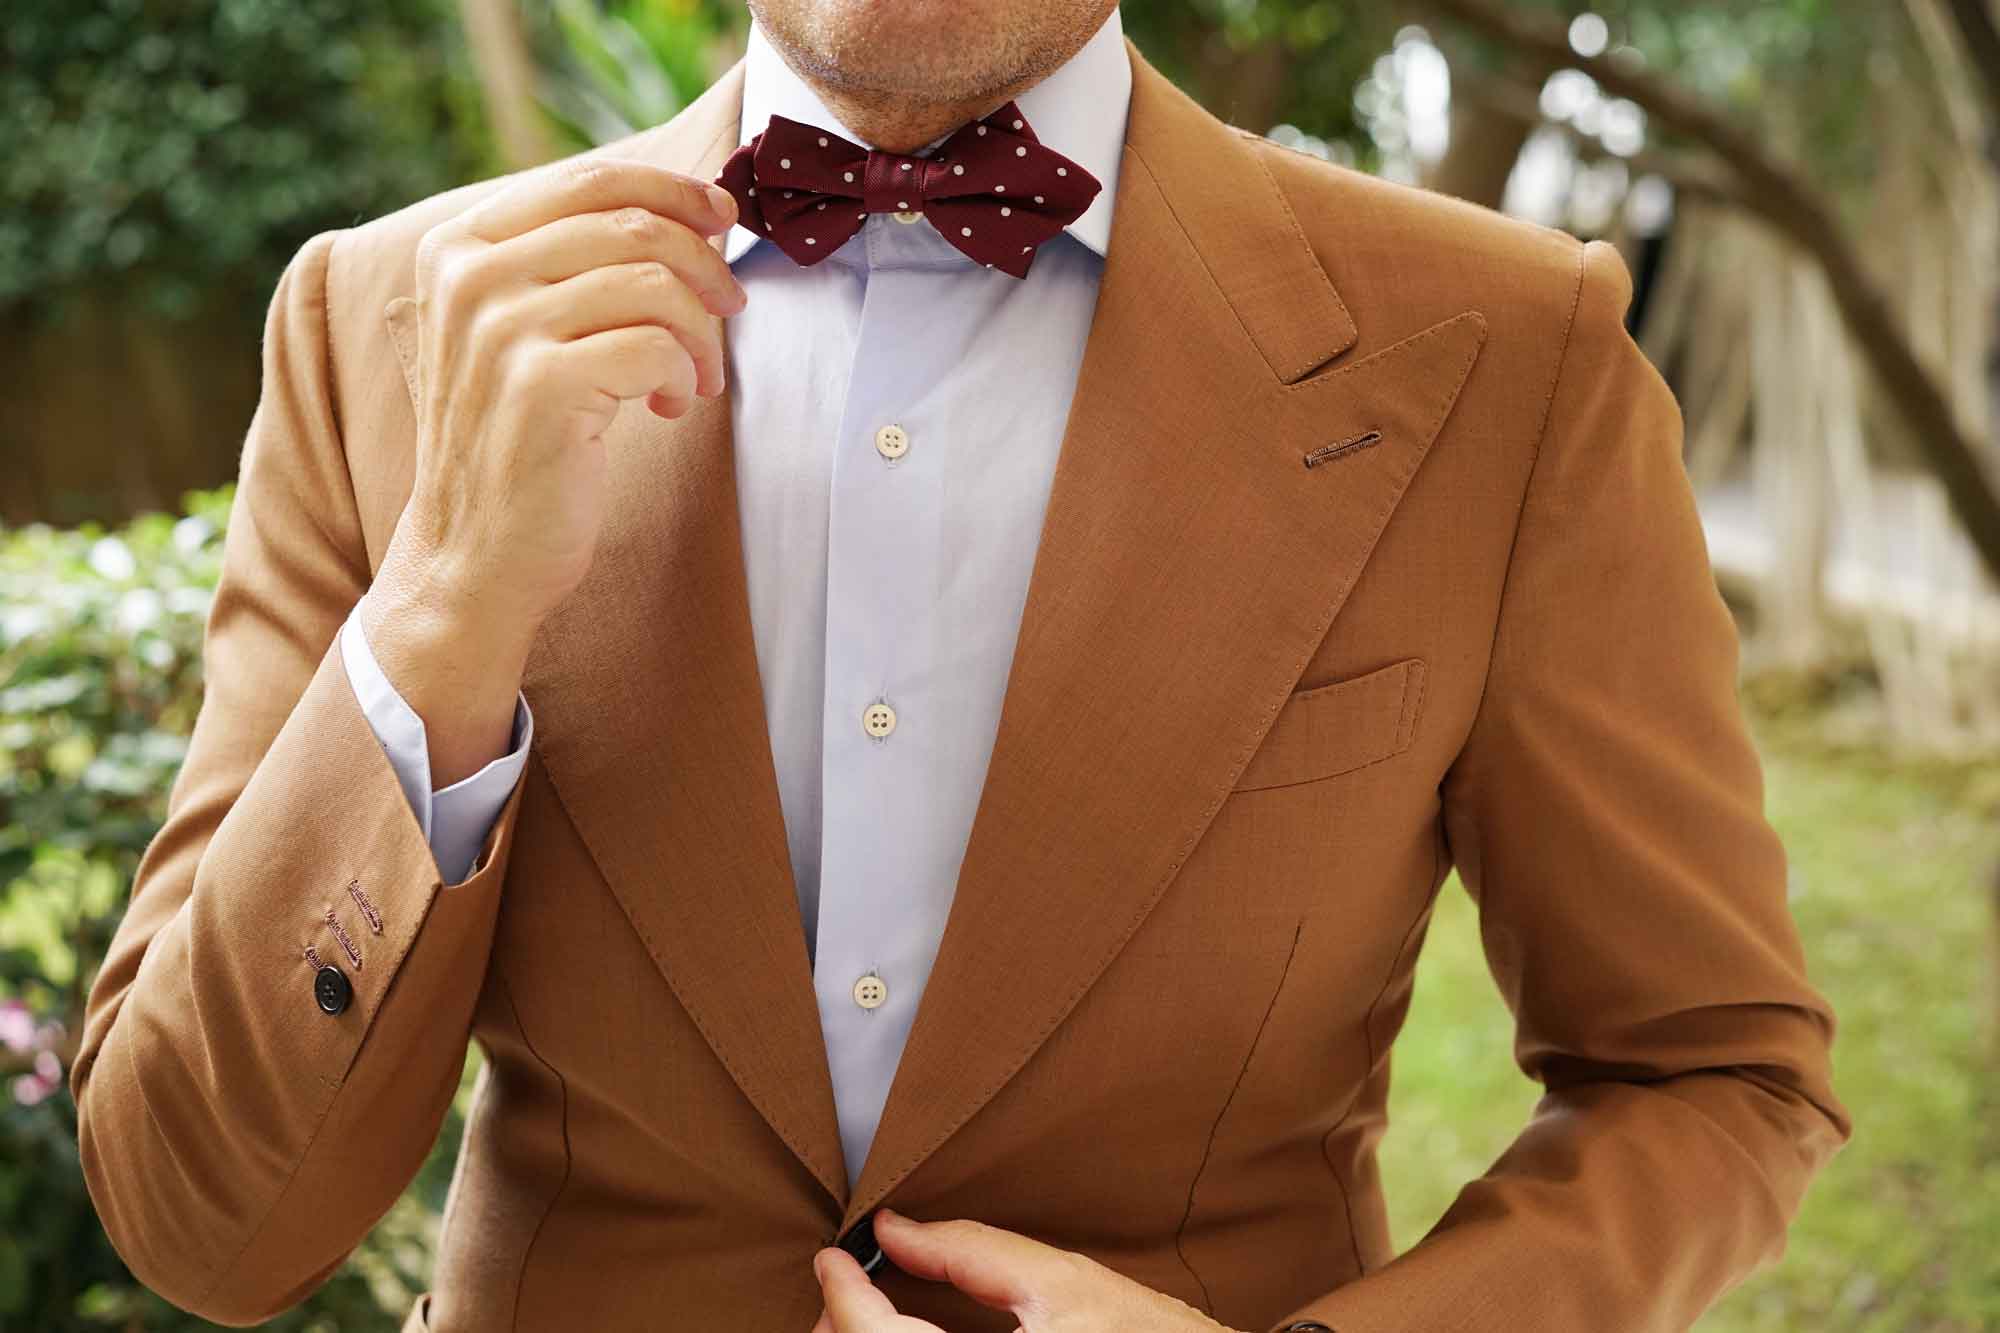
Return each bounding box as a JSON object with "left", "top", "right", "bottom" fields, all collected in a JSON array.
[
  {"left": 1417, "top": 0, "right": 2000, "bottom": 582},
  {"left": 1941, "top": 0, "right": 2000, "bottom": 126}
]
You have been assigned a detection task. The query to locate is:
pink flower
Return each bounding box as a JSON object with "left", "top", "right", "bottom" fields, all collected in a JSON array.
[
  {"left": 11, "top": 1071, "right": 56, "bottom": 1107},
  {"left": 0, "top": 1000, "right": 33, "bottom": 1054}
]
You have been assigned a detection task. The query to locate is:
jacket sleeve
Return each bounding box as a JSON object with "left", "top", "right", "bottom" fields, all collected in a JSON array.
[
  {"left": 69, "top": 228, "right": 531, "bottom": 1326},
  {"left": 1267, "top": 240, "right": 1853, "bottom": 1333},
  {"left": 338, "top": 598, "right": 534, "bottom": 886}
]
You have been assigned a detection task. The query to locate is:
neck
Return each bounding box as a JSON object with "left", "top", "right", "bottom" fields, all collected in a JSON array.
[{"left": 793, "top": 79, "right": 1040, "bottom": 156}]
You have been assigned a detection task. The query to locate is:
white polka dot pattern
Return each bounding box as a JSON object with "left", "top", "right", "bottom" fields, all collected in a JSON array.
[{"left": 712, "top": 99, "right": 1101, "bottom": 279}]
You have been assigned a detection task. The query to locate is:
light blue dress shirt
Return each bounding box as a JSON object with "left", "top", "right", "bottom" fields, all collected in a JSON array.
[{"left": 340, "top": 7, "right": 1131, "bottom": 1193}]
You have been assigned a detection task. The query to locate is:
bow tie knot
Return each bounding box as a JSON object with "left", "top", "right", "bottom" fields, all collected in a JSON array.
[{"left": 714, "top": 101, "right": 1101, "bottom": 278}]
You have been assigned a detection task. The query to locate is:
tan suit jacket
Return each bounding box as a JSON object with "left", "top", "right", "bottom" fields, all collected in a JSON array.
[{"left": 73, "top": 38, "right": 1852, "bottom": 1333}]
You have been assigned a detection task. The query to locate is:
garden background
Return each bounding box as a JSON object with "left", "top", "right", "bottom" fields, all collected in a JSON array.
[{"left": 3, "top": 0, "right": 1998, "bottom": 1328}]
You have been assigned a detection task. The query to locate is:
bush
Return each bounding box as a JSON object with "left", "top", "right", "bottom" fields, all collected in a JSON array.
[
  {"left": 0, "top": 0, "right": 486, "bottom": 327},
  {"left": 0, "top": 488, "right": 450, "bottom": 1329}
]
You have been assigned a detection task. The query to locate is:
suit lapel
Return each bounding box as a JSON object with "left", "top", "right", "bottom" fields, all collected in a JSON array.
[
  {"left": 388, "top": 61, "right": 852, "bottom": 1210},
  {"left": 840, "top": 47, "right": 1488, "bottom": 1224},
  {"left": 383, "top": 45, "right": 1489, "bottom": 1229}
]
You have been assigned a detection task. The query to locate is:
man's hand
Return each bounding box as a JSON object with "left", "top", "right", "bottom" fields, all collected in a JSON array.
[
  {"left": 362, "top": 157, "right": 747, "bottom": 784},
  {"left": 809, "top": 1207, "right": 1246, "bottom": 1332}
]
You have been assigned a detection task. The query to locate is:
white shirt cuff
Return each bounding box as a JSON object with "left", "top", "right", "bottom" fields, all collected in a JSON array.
[{"left": 337, "top": 598, "right": 533, "bottom": 885}]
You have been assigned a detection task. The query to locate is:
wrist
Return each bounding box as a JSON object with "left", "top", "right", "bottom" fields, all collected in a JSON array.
[
  {"left": 367, "top": 525, "right": 542, "bottom": 666},
  {"left": 358, "top": 562, "right": 534, "bottom": 789}
]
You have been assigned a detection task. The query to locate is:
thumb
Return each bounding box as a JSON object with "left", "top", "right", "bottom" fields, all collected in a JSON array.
[{"left": 871, "top": 1208, "right": 1063, "bottom": 1314}]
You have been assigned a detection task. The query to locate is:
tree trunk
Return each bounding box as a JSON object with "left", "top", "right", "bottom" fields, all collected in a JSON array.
[
  {"left": 1418, "top": 0, "right": 2000, "bottom": 585},
  {"left": 1426, "top": 90, "right": 1538, "bottom": 208},
  {"left": 458, "top": 0, "right": 556, "bottom": 169}
]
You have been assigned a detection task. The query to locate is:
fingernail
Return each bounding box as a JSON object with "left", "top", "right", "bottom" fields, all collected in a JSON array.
[
  {"left": 811, "top": 1249, "right": 825, "bottom": 1279},
  {"left": 876, "top": 1206, "right": 901, "bottom": 1224},
  {"left": 707, "top": 183, "right": 738, "bottom": 221}
]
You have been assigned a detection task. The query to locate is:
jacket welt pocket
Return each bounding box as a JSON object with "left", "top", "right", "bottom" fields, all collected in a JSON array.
[{"left": 1232, "top": 657, "right": 1427, "bottom": 792}]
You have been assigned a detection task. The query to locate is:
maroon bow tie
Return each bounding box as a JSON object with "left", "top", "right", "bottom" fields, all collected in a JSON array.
[{"left": 713, "top": 101, "right": 1101, "bottom": 278}]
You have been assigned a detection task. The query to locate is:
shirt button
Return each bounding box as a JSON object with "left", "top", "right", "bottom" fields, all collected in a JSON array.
[
  {"left": 852, "top": 973, "right": 889, "bottom": 1010},
  {"left": 862, "top": 701, "right": 897, "bottom": 738},
  {"left": 314, "top": 964, "right": 351, "bottom": 1015},
  {"left": 874, "top": 424, "right": 910, "bottom": 459},
  {"left": 893, "top": 208, "right": 922, "bottom": 224}
]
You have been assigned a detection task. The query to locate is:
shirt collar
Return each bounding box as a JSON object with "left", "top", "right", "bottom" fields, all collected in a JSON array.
[{"left": 723, "top": 6, "right": 1129, "bottom": 265}]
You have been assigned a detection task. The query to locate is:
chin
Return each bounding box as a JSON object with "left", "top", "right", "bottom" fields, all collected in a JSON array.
[{"left": 754, "top": 0, "right": 1090, "bottom": 99}]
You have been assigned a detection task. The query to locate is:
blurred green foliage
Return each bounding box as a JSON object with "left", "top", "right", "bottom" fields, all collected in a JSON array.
[
  {"left": 1123, "top": 0, "right": 1920, "bottom": 198},
  {"left": 537, "top": 0, "right": 741, "bottom": 148},
  {"left": 5, "top": 1, "right": 1990, "bottom": 1327},
  {"left": 0, "top": 490, "right": 470, "bottom": 1329},
  {"left": 0, "top": 0, "right": 488, "bottom": 326},
  {"left": 1388, "top": 715, "right": 2000, "bottom": 1330}
]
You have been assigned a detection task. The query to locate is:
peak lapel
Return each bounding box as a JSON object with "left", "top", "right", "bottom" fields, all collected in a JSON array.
[
  {"left": 842, "top": 44, "right": 1487, "bottom": 1224},
  {"left": 384, "top": 60, "right": 852, "bottom": 1210}
]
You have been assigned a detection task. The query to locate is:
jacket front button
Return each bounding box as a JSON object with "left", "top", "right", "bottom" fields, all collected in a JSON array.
[
  {"left": 313, "top": 964, "right": 351, "bottom": 1015},
  {"left": 1279, "top": 1323, "right": 1335, "bottom": 1332},
  {"left": 836, "top": 1212, "right": 885, "bottom": 1274}
]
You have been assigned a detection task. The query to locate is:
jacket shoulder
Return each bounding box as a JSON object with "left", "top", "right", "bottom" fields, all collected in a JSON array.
[
  {"left": 1238, "top": 130, "right": 1593, "bottom": 349},
  {"left": 324, "top": 125, "right": 665, "bottom": 319}
]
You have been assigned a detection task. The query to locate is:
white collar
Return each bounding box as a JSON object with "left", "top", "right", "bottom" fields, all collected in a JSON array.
[{"left": 723, "top": 6, "right": 1129, "bottom": 264}]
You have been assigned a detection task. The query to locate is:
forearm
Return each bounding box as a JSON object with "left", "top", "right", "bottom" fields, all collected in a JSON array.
[
  {"left": 73, "top": 634, "right": 525, "bottom": 1323},
  {"left": 69, "top": 228, "right": 530, "bottom": 1325},
  {"left": 357, "top": 548, "right": 537, "bottom": 789},
  {"left": 1269, "top": 1064, "right": 1846, "bottom": 1332}
]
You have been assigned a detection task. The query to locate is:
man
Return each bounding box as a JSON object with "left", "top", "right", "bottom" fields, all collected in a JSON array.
[{"left": 72, "top": 0, "right": 1853, "bottom": 1328}]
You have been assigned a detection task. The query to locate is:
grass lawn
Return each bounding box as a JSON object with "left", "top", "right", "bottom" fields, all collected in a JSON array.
[{"left": 1377, "top": 704, "right": 2000, "bottom": 1331}]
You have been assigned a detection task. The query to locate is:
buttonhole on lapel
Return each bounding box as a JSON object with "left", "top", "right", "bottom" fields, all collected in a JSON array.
[
  {"left": 303, "top": 944, "right": 323, "bottom": 970},
  {"left": 1304, "top": 429, "right": 1383, "bottom": 469}
]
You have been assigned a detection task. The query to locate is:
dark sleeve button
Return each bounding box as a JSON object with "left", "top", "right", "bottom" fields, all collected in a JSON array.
[
  {"left": 835, "top": 1212, "right": 885, "bottom": 1274},
  {"left": 1279, "top": 1324, "right": 1335, "bottom": 1332},
  {"left": 314, "top": 964, "right": 352, "bottom": 1015}
]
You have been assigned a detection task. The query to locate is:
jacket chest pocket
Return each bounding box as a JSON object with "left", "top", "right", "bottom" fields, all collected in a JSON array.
[{"left": 1232, "top": 656, "right": 1427, "bottom": 791}]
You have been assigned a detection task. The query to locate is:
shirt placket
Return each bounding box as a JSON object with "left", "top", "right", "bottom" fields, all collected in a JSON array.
[{"left": 813, "top": 237, "right": 971, "bottom": 1186}]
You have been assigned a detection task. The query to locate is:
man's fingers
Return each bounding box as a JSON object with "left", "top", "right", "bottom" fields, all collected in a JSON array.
[
  {"left": 513, "top": 262, "right": 724, "bottom": 397},
  {"left": 496, "top": 207, "right": 746, "bottom": 315},
  {"left": 815, "top": 1246, "right": 902, "bottom": 1330},
  {"left": 545, "top": 326, "right": 698, "bottom": 417},
  {"left": 460, "top": 157, "right": 737, "bottom": 245},
  {"left": 870, "top": 1210, "right": 1053, "bottom": 1313}
]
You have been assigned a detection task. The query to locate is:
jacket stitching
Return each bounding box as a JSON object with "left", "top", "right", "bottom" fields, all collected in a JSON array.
[
  {"left": 502, "top": 971, "right": 573, "bottom": 1333},
  {"left": 1124, "top": 147, "right": 1268, "bottom": 377},
  {"left": 304, "top": 228, "right": 373, "bottom": 592},
  {"left": 1241, "top": 139, "right": 1349, "bottom": 379},
  {"left": 1279, "top": 310, "right": 1484, "bottom": 410},
  {"left": 1173, "top": 916, "right": 1307, "bottom": 1314},
  {"left": 1462, "top": 240, "right": 1586, "bottom": 743},
  {"left": 522, "top": 754, "right": 844, "bottom": 1197},
  {"left": 1316, "top": 818, "right": 1448, "bottom": 1279},
  {"left": 1303, "top": 430, "right": 1382, "bottom": 468},
  {"left": 1233, "top": 660, "right": 1427, "bottom": 793}
]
